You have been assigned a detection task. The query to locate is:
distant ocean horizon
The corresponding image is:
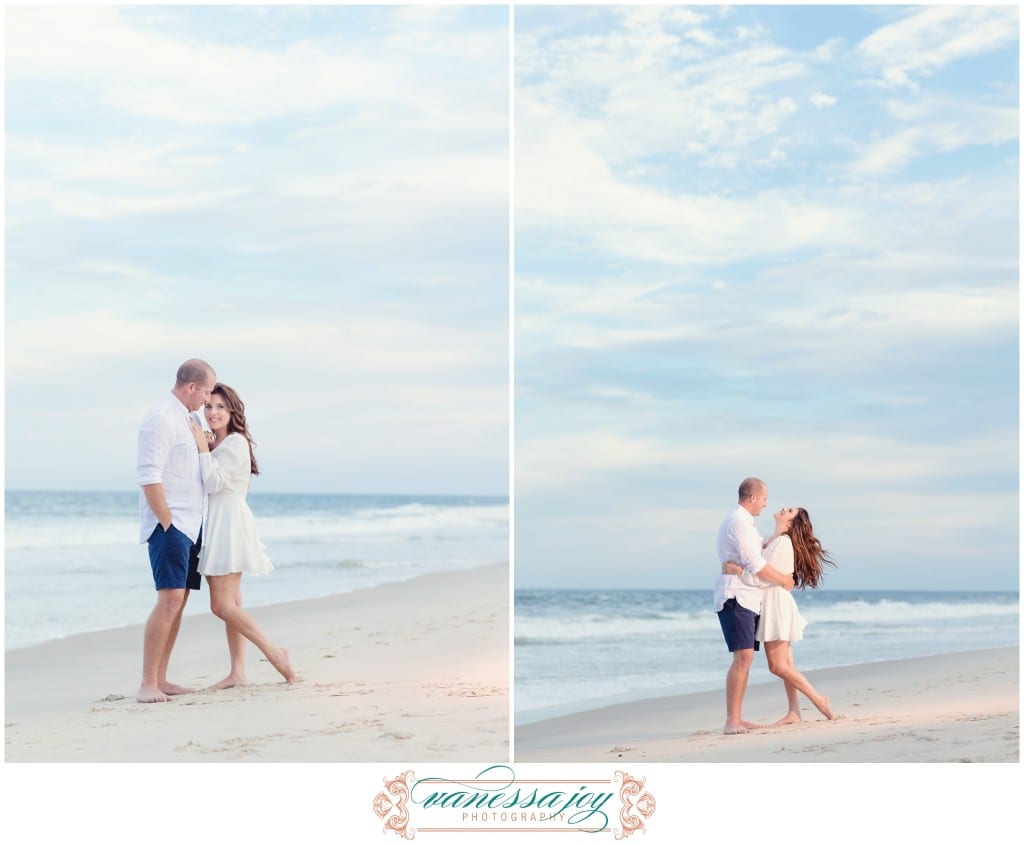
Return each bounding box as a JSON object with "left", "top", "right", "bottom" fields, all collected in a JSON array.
[
  {"left": 4, "top": 490, "right": 508, "bottom": 649},
  {"left": 515, "top": 587, "right": 1020, "bottom": 723}
]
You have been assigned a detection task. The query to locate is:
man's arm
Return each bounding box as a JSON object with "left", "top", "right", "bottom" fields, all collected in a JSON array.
[
  {"left": 142, "top": 484, "right": 172, "bottom": 530},
  {"left": 137, "top": 414, "right": 173, "bottom": 530}
]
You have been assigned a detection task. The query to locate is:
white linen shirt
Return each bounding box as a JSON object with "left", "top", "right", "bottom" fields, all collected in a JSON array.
[
  {"left": 713, "top": 504, "right": 769, "bottom": 614},
  {"left": 137, "top": 393, "right": 205, "bottom": 544}
]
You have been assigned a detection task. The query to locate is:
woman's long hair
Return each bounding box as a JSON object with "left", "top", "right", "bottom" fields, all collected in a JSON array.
[
  {"left": 211, "top": 383, "right": 259, "bottom": 476},
  {"left": 788, "top": 508, "right": 835, "bottom": 589}
]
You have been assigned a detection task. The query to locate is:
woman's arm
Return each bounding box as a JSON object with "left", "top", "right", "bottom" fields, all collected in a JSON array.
[{"left": 194, "top": 430, "right": 247, "bottom": 494}]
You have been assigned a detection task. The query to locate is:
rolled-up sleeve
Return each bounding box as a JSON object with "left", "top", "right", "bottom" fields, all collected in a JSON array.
[{"left": 137, "top": 415, "right": 172, "bottom": 486}]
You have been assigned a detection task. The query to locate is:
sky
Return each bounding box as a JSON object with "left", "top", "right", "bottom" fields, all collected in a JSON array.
[
  {"left": 515, "top": 4, "right": 1019, "bottom": 591},
  {"left": 4, "top": 4, "right": 509, "bottom": 496}
]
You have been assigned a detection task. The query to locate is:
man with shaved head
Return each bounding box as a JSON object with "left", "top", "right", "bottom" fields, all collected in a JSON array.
[
  {"left": 135, "top": 358, "right": 216, "bottom": 703},
  {"left": 714, "top": 477, "right": 794, "bottom": 734}
]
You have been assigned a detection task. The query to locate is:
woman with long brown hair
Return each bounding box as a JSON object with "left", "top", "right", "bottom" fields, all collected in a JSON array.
[
  {"left": 724, "top": 506, "right": 836, "bottom": 724},
  {"left": 188, "top": 383, "right": 295, "bottom": 686}
]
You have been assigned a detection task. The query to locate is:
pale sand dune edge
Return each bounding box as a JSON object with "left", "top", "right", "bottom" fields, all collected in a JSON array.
[
  {"left": 516, "top": 646, "right": 1019, "bottom": 763},
  {"left": 5, "top": 562, "right": 508, "bottom": 763}
]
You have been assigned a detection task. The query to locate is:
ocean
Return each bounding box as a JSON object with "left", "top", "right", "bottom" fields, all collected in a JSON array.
[
  {"left": 4, "top": 490, "right": 508, "bottom": 649},
  {"left": 514, "top": 588, "right": 1020, "bottom": 723}
]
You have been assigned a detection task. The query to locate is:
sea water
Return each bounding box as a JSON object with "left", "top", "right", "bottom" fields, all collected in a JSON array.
[
  {"left": 515, "top": 587, "right": 1019, "bottom": 722},
  {"left": 4, "top": 490, "right": 508, "bottom": 649}
]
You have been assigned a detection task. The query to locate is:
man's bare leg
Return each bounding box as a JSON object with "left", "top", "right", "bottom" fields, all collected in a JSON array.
[
  {"left": 724, "top": 648, "right": 760, "bottom": 734},
  {"left": 210, "top": 583, "right": 248, "bottom": 689},
  {"left": 155, "top": 588, "right": 196, "bottom": 695},
  {"left": 138, "top": 588, "right": 187, "bottom": 703}
]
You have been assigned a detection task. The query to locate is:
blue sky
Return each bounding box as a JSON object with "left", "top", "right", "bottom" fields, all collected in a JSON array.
[
  {"left": 4, "top": 5, "right": 509, "bottom": 495},
  {"left": 515, "top": 5, "right": 1019, "bottom": 591}
]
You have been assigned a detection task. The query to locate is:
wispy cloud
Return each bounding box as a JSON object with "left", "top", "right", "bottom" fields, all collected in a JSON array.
[
  {"left": 849, "top": 97, "right": 1017, "bottom": 176},
  {"left": 857, "top": 5, "right": 1019, "bottom": 89}
]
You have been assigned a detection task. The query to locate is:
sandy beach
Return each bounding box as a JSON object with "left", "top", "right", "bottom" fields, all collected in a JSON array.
[
  {"left": 5, "top": 562, "right": 508, "bottom": 762},
  {"left": 516, "top": 646, "right": 1019, "bottom": 762}
]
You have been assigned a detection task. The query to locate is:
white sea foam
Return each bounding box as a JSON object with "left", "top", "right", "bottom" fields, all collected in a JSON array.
[
  {"left": 801, "top": 598, "right": 1017, "bottom": 624},
  {"left": 5, "top": 493, "right": 508, "bottom": 648},
  {"left": 515, "top": 598, "right": 1019, "bottom": 645},
  {"left": 516, "top": 612, "right": 719, "bottom": 643},
  {"left": 4, "top": 518, "right": 140, "bottom": 550},
  {"left": 256, "top": 503, "right": 508, "bottom": 543},
  {"left": 515, "top": 590, "right": 1020, "bottom": 716},
  {"left": 3, "top": 502, "right": 508, "bottom": 550}
]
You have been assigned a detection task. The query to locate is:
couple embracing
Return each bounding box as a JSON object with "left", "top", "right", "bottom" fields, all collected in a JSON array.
[
  {"left": 136, "top": 358, "right": 295, "bottom": 703},
  {"left": 714, "top": 477, "right": 837, "bottom": 735}
]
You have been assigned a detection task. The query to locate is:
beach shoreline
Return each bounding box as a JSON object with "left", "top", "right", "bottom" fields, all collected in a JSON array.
[
  {"left": 515, "top": 646, "right": 1019, "bottom": 763},
  {"left": 5, "top": 562, "right": 509, "bottom": 763}
]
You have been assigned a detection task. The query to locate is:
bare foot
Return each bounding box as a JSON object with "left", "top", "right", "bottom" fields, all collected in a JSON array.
[
  {"left": 774, "top": 711, "right": 802, "bottom": 726},
  {"left": 741, "top": 719, "right": 764, "bottom": 730},
  {"left": 136, "top": 684, "right": 170, "bottom": 703},
  {"left": 208, "top": 673, "right": 248, "bottom": 690},
  {"left": 724, "top": 722, "right": 751, "bottom": 735},
  {"left": 273, "top": 648, "right": 297, "bottom": 683},
  {"left": 160, "top": 682, "right": 196, "bottom": 696},
  {"left": 815, "top": 696, "right": 835, "bottom": 721}
]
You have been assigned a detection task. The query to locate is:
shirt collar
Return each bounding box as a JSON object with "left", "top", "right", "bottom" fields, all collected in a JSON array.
[
  {"left": 734, "top": 504, "right": 755, "bottom": 524},
  {"left": 170, "top": 392, "right": 190, "bottom": 417}
]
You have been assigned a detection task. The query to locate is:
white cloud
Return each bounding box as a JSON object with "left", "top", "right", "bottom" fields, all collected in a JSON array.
[
  {"left": 849, "top": 128, "right": 923, "bottom": 176},
  {"left": 517, "top": 97, "right": 860, "bottom": 266},
  {"left": 768, "top": 284, "right": 1018, "bottom": 341},
  {"left": 6, "top": 308, "right": 504, "bottom": 384},
  {"left": 517, "top": 427, "right": 1016, "bottom": 497},
  {"left": 858, "top": 5, "right": 1019, "bottom": 89},
  {"left": 6, "top": 7, "right": 398, "bottom": 124},
  {"left": 849, "top": 99, "right": 1017, "bottom": 176},
  {"left": 622, "top": 6, "right": 707, "bottom": 33},
  {"left": 6, "top": 6, "right": 506, "bottom": 128},
  {"left": 685, "top": 28, "right": 718, "bottom": 48},
  {"left": 810, "top": 92, "right": 837, "bottom": 109},
  {"left": 519, "top": 12, "right": 806, "bottom": 171},
  {"left": 813, "top": 37, "right": 844, "bottom": 61},
  {"left": 5, "top": 10, "right": 507, "bottom": 241}
]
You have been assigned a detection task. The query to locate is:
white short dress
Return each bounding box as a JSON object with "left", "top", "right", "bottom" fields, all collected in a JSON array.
[
  {"left": 755, "top": 535, "right": 807, "bottom": 643},
  {"left": 198, "top": 433, "right": 273, "bottom": 577}
]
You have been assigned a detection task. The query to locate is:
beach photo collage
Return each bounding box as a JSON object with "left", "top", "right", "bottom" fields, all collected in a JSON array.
[{"left": 3, "top": 2, "right": 1020, "bottom": 842}]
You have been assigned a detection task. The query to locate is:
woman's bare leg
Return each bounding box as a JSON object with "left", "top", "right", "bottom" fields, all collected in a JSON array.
[
  {"left": 208, "top": 573, "right": 295, "bottom": 682},
  {"left": 772, "top": 643, "right": 803, "bottom": 724},
  {"left": 208, "top": 580, "right": 248, "bottom": 689},
  {"left": 764, "top": 640, "right": 834, "bottom": 720}
]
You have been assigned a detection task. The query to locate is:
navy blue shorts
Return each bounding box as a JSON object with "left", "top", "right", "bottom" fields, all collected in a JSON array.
[
  {"left": 717, "top": 598, "right": 760, "bottom": 652},
  {"left": 148, "top": 524, "right": 202, "bottom": 591}
]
